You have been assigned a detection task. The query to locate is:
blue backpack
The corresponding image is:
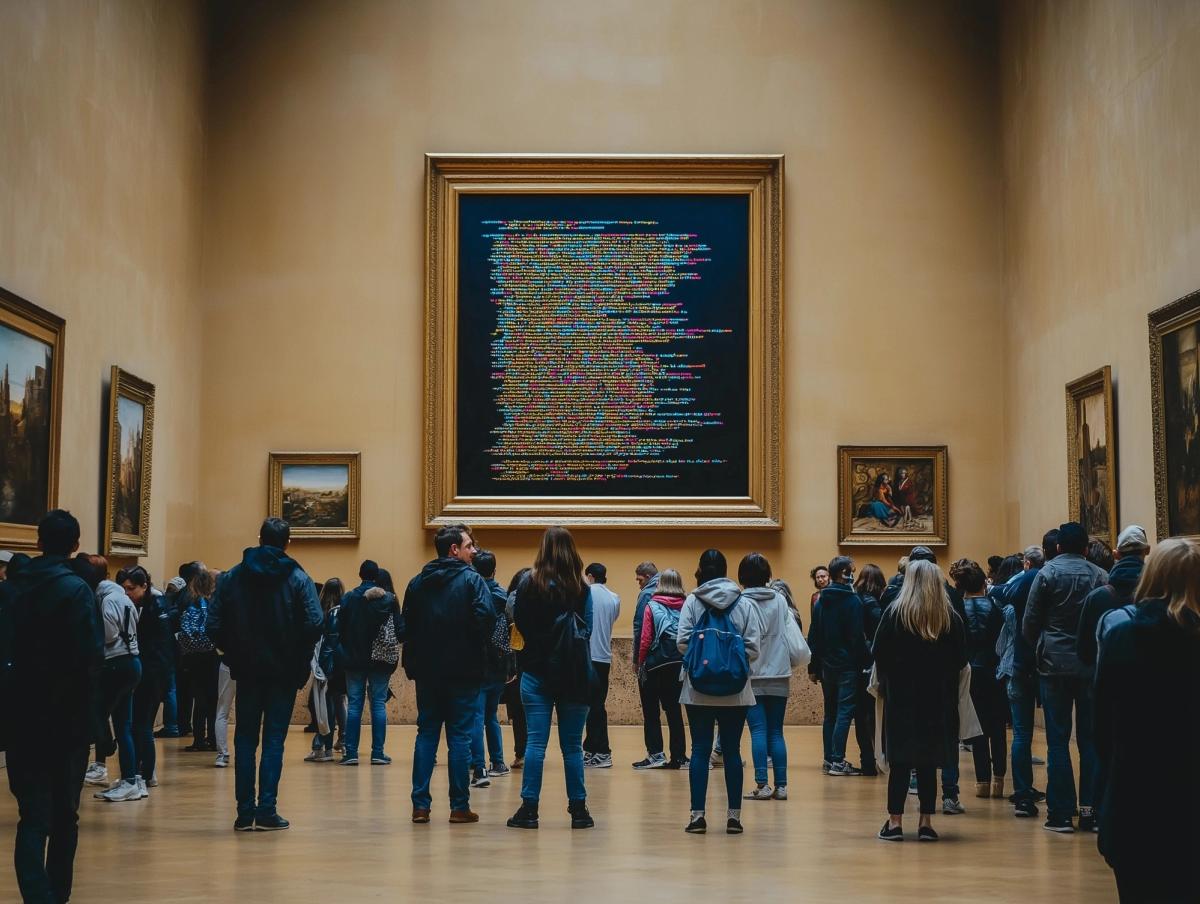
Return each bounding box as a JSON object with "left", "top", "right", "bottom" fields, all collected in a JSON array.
[{"left": 683, "top": 594, "right": 750, "bottom": 696}]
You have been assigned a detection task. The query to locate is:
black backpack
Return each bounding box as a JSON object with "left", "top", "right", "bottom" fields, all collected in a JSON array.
[{"left": 546, "top": 593, "right": 593, "bottom": 704}]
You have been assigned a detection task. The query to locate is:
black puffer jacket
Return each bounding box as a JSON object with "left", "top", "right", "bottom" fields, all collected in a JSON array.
[
  {"left": 208, "top": 545, "right": 323, "bottom": 689},
  {"left": 401, "top": 557, "right": 495, "bottom": 686},
  {"left": 336, "top": 585, "right": 403, "bottom": 674},
  {"left": 137, "top": 589, "right": 177, "bottom": 678}
]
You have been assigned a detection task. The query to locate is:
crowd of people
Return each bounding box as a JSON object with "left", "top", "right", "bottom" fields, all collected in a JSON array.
[{"left": 1, "top": 511, "right": 1197, "bottom": 902}]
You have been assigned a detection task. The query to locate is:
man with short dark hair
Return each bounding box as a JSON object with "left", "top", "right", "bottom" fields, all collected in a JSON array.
[
  {"left": 404, "top": 523, "right": 496, "bottom": 824},
  {"left": 631, "top": 561, "right": 666, "bottom": 769},
  {"left": 1022, "top": 521, "right": 1108, "bottom": 833},
  {"left": 583, "top": 563, "right": 621, "bottom": 768},
  {"left": 208, "top": 518, "right": 323, "bottom": 832},
  {"left": 469, "top": 549, "right": 511, "bottom": 784},
  {"left": 2, "top": 510, "right": 103, "bottom": 903}
]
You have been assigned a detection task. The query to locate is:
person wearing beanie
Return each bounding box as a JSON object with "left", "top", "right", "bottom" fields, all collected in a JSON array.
[{"left": 1076, "top": 526, "right": 1150, "bottom": 669}]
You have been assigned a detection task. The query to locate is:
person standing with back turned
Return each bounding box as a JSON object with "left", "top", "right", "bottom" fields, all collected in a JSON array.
[
  {"left": 582, "top": 562, "right": 620, "bottom": 769},
  {"left": 208, "top": 518, "right": 324, "bottom": 832}
]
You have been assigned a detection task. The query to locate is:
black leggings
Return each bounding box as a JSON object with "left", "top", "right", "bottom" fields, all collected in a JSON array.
[
  {"left": 181, "top": 652, "right": 219, "bottom": 743},
  {"left": 889, "top": 764, "right": 936, "bottom": 815},
  {"left": 969, "top": 668, "right": 1008, "bottom": 781},
  {"left": 503, "top": 675, "right": 526, "bottom": 758},
  {"left": 648, "top": 665, "right": 686, "bottom": 762}
]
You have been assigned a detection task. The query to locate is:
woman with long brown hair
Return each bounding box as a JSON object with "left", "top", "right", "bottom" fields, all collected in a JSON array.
[
  {"left": 1095, "top": 537, "right": 1200, "bottom": 902},
  {"left": 507, "top": 527, "right": 595, "bottom": 831}
]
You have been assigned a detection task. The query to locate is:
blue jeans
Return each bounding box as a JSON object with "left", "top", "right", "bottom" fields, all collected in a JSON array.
[
  {"left": 821, "top": 668, "right": 857, "bottom": 762},
  {"left": 100, "top": 655, "right": 142, "bottom": 781},
  {"left": 1040, "top": 674, "right": 1097, "bottom": 820},
  {"left": 472, "top": 682, "right": 506, "bottom": 770},
  {"left": 1007, "top": 673, "right": 1036, "bottom": 799},
  {"left": 411, "top": 681, "right": 478, "bottom": 812},
  {"left": 161, "top": 670, "right": 178, "bottom": 733},
  {"left": 233, "top": 680, "right": 294, "bottom": 820},
  {"left": 345, "top": 669, "right": 390, "bottom": 760},
  {"left": 942, "top": 762, "right": 960, "bottom": 799},
  {"left": 520, "top": 672, "right": 589, "bottom": 804},
  {"left": 747, "top": 694, "right": 788, "bottom": 786},
  {"left": 686, "top": 704, "right": 748, "bottom": 811}
]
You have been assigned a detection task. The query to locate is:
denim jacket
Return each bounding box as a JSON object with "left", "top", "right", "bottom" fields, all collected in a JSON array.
[
  {"left": 1021, "top": 553, "right": 1108, "bottom": 677},
  {"left": 996, "top": 604, "right": 1018, "bottom": 679}
]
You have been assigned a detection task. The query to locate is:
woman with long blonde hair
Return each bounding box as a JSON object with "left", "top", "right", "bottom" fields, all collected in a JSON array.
[
  {"left": 1095, "top": 537, "right": 1200, "bottom": 902},
  {"left": 872, "top": 559, "right": 966, "bottom": 842}
]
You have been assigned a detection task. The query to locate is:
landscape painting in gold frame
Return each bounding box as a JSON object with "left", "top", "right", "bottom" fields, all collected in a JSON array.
[
  {"left": 104, "top": 366, "right": 155, "bottom": 557},
  {"left": 424, "top": 154, "right": 783, "bottom": 528},
  {"left": 837, "top": 445, "right": 949, "bottom": 547},
  {"left": 269, "top": 452, "right": 360, "bottom": 540},
  {"left": 1065, "top": 366, "right": 1117, "bottom": 547},
  {"left": 1149, "top": 290, "right": 1200, "bottom": 539}
]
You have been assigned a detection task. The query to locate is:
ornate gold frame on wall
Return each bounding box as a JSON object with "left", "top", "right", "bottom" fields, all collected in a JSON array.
[
  {"left": 268, "top": 452, "right": 361, "bottom": 540},
  {"left": 423, "top": 154, "right": 784, "bottom": 529},
  {"left": 837, "top": 445, "right": 949, "bottom": 547},
  {"left": 1065, "top": 365, "right": 1117, "bottom": 547},
  {"left": 1149, "top": 289, "right": 1200, "bottom": 539},
  {"left": 104, "top": 366, "right": 155, "bottom": 557},
  {"left": 0, "top": 288, "right": 64, "bottom": 552}
]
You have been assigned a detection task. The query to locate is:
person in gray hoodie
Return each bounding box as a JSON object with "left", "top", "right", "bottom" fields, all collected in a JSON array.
[
  {"left": 741, "top": 554, "right": 810, "bottom": 801},
  {"left": 676, "top": 549, "right": 762, "bottom": 836}
]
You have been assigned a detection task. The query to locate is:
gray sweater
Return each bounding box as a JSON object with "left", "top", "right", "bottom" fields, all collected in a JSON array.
[{"left": 675, "top": 578, "right": 762, "bottom": 707}]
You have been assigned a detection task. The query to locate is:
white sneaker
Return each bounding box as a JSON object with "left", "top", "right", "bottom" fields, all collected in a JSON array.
[
  {"left": 135, "top": 776, "right": 148, "bottom": 799},
  {"left": 84, "top": 763, "right": 109, "bottom": 786},
  {"left": 743, "top": 784, "right": 774, "bottom": 800},
  {"left": 214, "top": 754, "right": 230, "bottom": 768},
  {"left": 99, "top": 779, "right": 142, "bottom": 802},
  {"left": 146, "top": 772, "right": 158, "bottom": 788}
]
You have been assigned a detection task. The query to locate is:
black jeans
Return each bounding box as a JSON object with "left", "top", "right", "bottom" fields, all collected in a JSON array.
[
  {"left": 889, "top": 763, "right": 936, "bottom": 815},
  {"left": 583, "top": 661, "right": 611, "bottom": 754},
  {"left": 855, "top": 672, "right": 876, "bottom": 773},
  {"left": 7, "top": 745, "right": 88, "bottom": 904},
  {"left": 132, "top": 669, "right": 168, "bottom": 780},
  {"left": 969, "top": 666, "right": 1008, "bottom": 781},
  {"left": 502, "top": 675, "right": 526, "bottom": 760},
  {"left": 648, "top": 665, "right": 686, "bottom": 762},
  {"left": 639, "top": 672, "right": 663, "bottom": 755},
  {"left": 1114, "top": 868, "right": 1192, "bottom": 903},
  {"left": 182, "top": 651, "right": 220, "bottom": 743},
  {"left": 686, "top": 705, "right": 748, "bottom": 810}
]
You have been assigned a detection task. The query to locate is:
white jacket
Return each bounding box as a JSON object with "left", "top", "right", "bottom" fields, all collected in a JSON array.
[
  {"left": 96, "top": 580, "right": 140, "bottom": 659},
  {"left": 743, "top": 586, "right": 810, "bottom": 683}
]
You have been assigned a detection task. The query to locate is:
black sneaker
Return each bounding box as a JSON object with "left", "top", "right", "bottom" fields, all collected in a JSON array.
[
  {"left": 1014, "top": 798, "right": 1039, "bottom": 818},
  {"left": 255, "top": 814, "right": 290, "bottom": 831},
  {"left": 632, "top": 753, "right": 667, "bottom": 770},
  {"left": 918, "top": 826, "right": 939, "bottom": 842},
  {"left": 662, "top": 758, "right": 689, "bottom": 770},
  {"left": 1032, "top": 788, "right": 1047, "bottom": 802},
  {"left": 568, "top": 800, "right": 594, "bottom": 829},
  {"left": 685, "top": 815, "right": 707, "bottom": 834},
  {"left": 154, "top": 728, "right": 180, "bottom": 739},
  {"left": 233, "top": 816, "right": 255, "bottom": 832},
  {"left": 726, "top": 817, "right": 743, "bottom": 835},
  {"left": 878, "top": 821, "right": 903, "bottom": 842},
  {"left": 1078, "top": 808, "right": 1096, "bottom": 833},
  {"left": 828, "top": 760, "right": 863, "bottom": 777},
  {"left": 507, "top": 802, "right": 539, "bottom": 829},
  {"left": 1043, "top": 816, "right": 1074, "bottom": 833}
]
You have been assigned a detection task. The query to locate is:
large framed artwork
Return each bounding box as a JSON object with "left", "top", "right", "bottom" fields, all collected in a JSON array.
[
  {"left": 1150, "top": 290, "right": 1200, "bottom": 538},
  {"left": 1065, "top": 366, "right": 1117, "bottom": 546},
  {"left": 837, "top": 446, "right": 949, "bottom": 547},
  {"left": 104, "top": 367, "right": 155, "bottom": 557},
  {"left": 0, "top": 288, "right": 64, "bottom": 551},
  {"left": 269, "top": 452, "right": 360, "bottom": 539},
  {"left": 424, "top": 155, "right": 784, "bottom": 528}
]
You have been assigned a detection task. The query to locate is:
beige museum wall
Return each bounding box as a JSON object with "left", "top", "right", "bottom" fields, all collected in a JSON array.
[
  {"left": 196, "top": 0, "right": 1007, "bottom": 634},
  {"left": 0, "top": 0, "right": 207, "bottom": 577},
  {"left": 1001, "top": 0, "right": 1200, "bottom": 547}
]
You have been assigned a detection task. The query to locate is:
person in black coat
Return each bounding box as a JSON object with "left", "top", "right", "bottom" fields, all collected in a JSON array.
[
  {"left": 872, "top": 559, "right": 967, "bottom": 842},
  {"left": 335, "top": 568, "right": 402, "bottom": 766},
  {"left": 2, "top": 510, "right": 104, "bottom": 903},
  {"left": 852, "top": 564, "right": 887, "bottom": 777},
  {"left": 1094, "top": 537, "right": 1200, "bottom": 903}
]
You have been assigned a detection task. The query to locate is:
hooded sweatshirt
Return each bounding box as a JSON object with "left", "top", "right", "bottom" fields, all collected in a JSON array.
[
  {"left": 96, "top": 579, "right": 140, "bottom": 659},
  {"left": 807, "top": 582, "right": 870, "bottom": 675},
  {"left": 401, "top": 556, "right": 496, "bottom": 685},
  {"left": 208, "top": 544, "right": 323, "bottom": 689},
  {"left": 336, "top": 584, "right": 402, "bottom": 674},
  {"left": 744, "top": 585, "right": 810, "bottom": 696},
  {"left": 638, "top": 592, "right": 684, "bottom": 666},
  {"left": 675, "top": 577, "right": 762, "bottom": 707},
  {"left": 1076, "top": 554, "right": 1145, "bottom": 668}
]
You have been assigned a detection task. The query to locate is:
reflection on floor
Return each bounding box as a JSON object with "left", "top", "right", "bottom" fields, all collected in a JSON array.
[{"left": 0, "top": 726, "right": 1116, "bottom": 903}]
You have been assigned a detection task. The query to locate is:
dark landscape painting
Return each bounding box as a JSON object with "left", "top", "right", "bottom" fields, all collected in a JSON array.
[
  {"left": 1162, "top": 321, "right": 1200, "bottom": 535},
  {"left": 0, "top": 321, "right": 54, "bottom": 526},
  {"left": 281, "top": 464, "right": 351, "bottom": 528},
  {"left": 1074, "top": 390, "right": 1112, "bottom": 540},
  {"left": 112, "top": 395, "right": 145, "bottom": 535}
]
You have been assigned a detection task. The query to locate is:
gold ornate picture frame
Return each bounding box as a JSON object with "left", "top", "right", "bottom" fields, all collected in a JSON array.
[
  {"left": 837, "top": 445, "right": 949, "bottom": 547},
  {"left": 1149, "top": 289, "right": 1200, "bottom": 539},
  {"left": 1065, "top": 366, "right": 1117, "bottom": 546},
  {"left": 0, "top": 287, "right": 64, "bottom": 551},
  {"left": 269, "top": 452, "right": 361, "bottom": 540},
  {"left": 424, "top": 154, "right": 784, "bottom": 528},
  {"left": 104, "top": 366, "right": 155, "bottom": 557}
]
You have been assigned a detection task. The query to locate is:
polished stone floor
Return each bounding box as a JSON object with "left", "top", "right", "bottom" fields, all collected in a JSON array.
[{"left": 0, "top": 725, "right": 1116, "bottom": 902}]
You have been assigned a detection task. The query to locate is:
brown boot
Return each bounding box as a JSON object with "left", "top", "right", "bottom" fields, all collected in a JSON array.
[
  {"left": 975, "top": 782, "right": 991, "bottom": 799},
  {"left": 412, "top": 808, "right": 430, "bottom": 824},
  {"left": 992, "top": 777, "right": 1005, "bottom": 800},
  {"left": 449, "top": 810, "right": 480, "bottom": 824}
]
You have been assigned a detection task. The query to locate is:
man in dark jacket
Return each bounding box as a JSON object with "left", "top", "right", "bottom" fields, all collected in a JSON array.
[
  {"left": 403, "top": 524, "right": 496, "bottom": 824},
  {"left": 630, "top": 562, "right": 666, "bottom": 769},
  {"left": 1076, "top": 525, "right": 1149, "bottom": 669},
  {"left": 2, "top": 510, "right": 103, "bottom": 904},
  {"left": 997, "top": 544, "right": 1045, "bottom": 816},
  {"left": 208, "top": 518, "right": 322, "bottom": 832},
  {"left": 807, "top": 556, "right": 870, "bottom": 776},
  {"left": 1022, "top": 521, "right": 1108, "bottom": 833},
  {"left": 469, "top": 549, "right": 511, "bottom": 784}
]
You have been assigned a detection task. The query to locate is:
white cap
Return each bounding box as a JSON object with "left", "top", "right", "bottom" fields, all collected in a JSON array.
[
  {"left": 0, "top": 551, "right": 12, "bottom": 564},
  {"left": 1116, "top": 525, "right": 1149, "bottom": 553}
]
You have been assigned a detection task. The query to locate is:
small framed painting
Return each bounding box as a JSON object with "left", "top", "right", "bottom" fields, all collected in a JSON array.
[
  {"left": 0, "top": 288, "right": 65, "bottom": 551},
  {"left": 837, "top": 445, "right": 949, "bottom": 547},
  {"left": 104, "top": 367, "right": 155, "bottom": 557},
  {"left": 1149, "top": 290, "right": 1200, "bottom": 539},
  {"left": 1065, "top": 366, "right": 1117, "bottom": 546},
  {"left": 268, "top": 452, "right": 360, "bottom": 539}
]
